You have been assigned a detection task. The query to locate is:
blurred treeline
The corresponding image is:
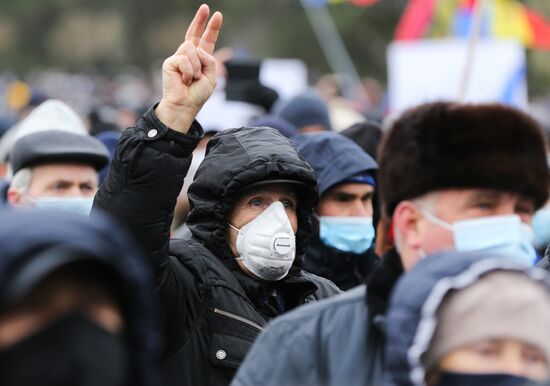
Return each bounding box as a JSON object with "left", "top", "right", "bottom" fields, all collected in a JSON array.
[{"left": 2, "top": 0, "right": 550, "bottom": 96}]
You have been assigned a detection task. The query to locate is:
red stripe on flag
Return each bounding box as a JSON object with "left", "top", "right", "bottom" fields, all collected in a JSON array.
[
  {"left": 394, "top": 0, "right": 436, "bottom": 40},
  {"left": 525, "top": 8, "right": 550, "bottom": 50}
]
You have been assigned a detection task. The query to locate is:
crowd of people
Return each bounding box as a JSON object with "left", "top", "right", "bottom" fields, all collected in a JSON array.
[{"left": 2, "top": 4, "right": 550, "bottom": 386}]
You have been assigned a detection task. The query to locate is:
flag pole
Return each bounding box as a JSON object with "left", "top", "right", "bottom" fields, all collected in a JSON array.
[
  {"left": 300, "top": 0, "right": 369, "bottom": 101},
  {"left": 458, "top": 0, "right": 488, "bottom": 101}
]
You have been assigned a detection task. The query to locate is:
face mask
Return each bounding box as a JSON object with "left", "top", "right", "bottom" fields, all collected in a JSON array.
[
  {"left": 26, "top": 196, "right": 94, "bottom": 216},
  {"left": 0, "top": 313, "right": 129, "bottom": 386},
  {"left": 533, "top": 207, "right": 550, "bottom": 249},
  {"left": 319, "top": 216, "right": 375, "bottom": 254},
  {"left": 434, "top": 371, "right": 535, "bottom": 386},
  {"left": 230, "top": 201, "right": 296, "bottom": 281},
  {"left": 422, "top": 211, "right": 536, "bottom": 266}
]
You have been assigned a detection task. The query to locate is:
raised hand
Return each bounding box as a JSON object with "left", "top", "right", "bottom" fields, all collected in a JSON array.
[{"left": 155, "top": 4, "right": 223, "bottom": 133}]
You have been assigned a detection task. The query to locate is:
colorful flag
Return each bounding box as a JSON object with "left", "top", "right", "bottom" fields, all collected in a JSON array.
[
  {"left": 303, "top": 0, "right": 377, "bottom": 8},
  {"left": 394, "top": 0, "right": 550, "bottom": 51}
]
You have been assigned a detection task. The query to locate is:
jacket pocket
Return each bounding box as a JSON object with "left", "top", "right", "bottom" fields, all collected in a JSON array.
[
  {"left": 209, "top": 332, "right": 254, "bottom": 370},
  {"left": 213, "top": 308, "right": 265, "bottom": 333},
  {"left": 208, "top": 308, "right": 264, "bottom": 370}
]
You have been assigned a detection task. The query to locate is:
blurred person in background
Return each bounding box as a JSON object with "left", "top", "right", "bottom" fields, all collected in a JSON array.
[
  {"left": 249, "top": 115, "right": 298, "bottom": 139},
  {"left": 340, "top": 120, "right": 383, "bottom": 161},
  {"left": 0, "top": 209, "right": 159, "bottom": 386},
  {"left": 386, "top": 250, "right": 550, "bottom": 386},
  {"left": 5, "top": 100, "right": 108, "bottom": 214},
  {"left": 232, "top": 102, "right": 549, "bottom": 386},
  {"left": 293, "top": 131, "right": 379, "bottom": 290},
  {"left": 315, "top": 73, "right": 368, "bottom": 132},
  {"left": 276, "top": 90, "right": 332, "bottom": 133},
  {"left": 95, "top": 130, "right": 122, "bottom": 185},
  {"left": 171, "top": 126, "right": 221, "bottom": 234},
  {"left": 93, "top": 5, "right": 339, "bottom": 386}
]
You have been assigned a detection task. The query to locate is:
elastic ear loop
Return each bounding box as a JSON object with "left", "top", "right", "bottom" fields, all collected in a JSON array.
[
  {"left": 419, "top": 208, "right": 454, "bottom": 231},
  {"left": 228, "top": 223, "right": 244, "bottom": 261},
  {"left": 417, "top": 208, "right": 454, "bottom": 259}
]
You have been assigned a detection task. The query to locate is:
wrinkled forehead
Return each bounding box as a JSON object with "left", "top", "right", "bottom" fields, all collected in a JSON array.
[
  {"left": 233, "top": 182, "right": 298, "bottom": 203},
  {"left": 31, "top": 162, "right": 99, "bottom": 178}
]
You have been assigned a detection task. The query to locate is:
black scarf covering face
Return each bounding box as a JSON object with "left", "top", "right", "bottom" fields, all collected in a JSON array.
[{"left": 0, "top": 313, "right": 129, "bottom": 386}]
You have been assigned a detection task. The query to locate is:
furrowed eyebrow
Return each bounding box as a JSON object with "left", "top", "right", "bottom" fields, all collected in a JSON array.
[
  {"left": 361, "top": 192, "right": 374, "bottom": 200},
  {"left": 47, "top": 180, "right": 72, "bottom": 188},
  {"left": 466, "top": 190, "right": 502, "bottom": 205},
  {"left": 333, "top": 192, "right": 357, "bottom": 200}
]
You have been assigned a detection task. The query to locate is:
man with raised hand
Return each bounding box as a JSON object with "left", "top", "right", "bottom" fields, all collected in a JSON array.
[{"left": 94, "top": 5, "right": 339, "bottom": 386}]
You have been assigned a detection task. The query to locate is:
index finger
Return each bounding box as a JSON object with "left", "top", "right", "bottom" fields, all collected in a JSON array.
[
  {"left": 199, "top": 11, "right": 223, "bottom": 55},
  {"left": 184, "top": 4, "right": 210, "bottom": 47}
]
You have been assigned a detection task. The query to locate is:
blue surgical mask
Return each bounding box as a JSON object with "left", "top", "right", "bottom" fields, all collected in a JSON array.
[
  {"left": 422, "top": 211, "right": 536, "bottom": 266},
  {"left": 434, "top": 371, "right": 534, "bottom": 386},
  {"left": 27, "top": 196, "right": 94, "bottom": 216},
  {"left": 318, "top": 216, "right": 375, "bottom": 254},
  {"left": 533, "top": 207, "right": 550, "bottom": 249}
]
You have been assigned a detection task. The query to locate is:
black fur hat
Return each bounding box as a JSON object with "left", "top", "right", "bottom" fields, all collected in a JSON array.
[{"left": 379, "top": 102, "right": 549, "bottom": 216}]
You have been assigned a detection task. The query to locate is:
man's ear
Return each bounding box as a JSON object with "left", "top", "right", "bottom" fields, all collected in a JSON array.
[
  {"left": 7, "top": 187, "right": 24, "bottom": 207},
  {"left": 393, "top": 200, "right": 423, "bottom": 253}
]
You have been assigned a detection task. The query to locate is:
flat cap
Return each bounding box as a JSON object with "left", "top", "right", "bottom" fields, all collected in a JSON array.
[{"left": 10, "top": 129, "right": 110, "bottom": 173}]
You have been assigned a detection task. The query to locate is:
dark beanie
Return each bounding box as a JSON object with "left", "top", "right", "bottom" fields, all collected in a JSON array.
[
  {"left": 341, "top": 121, "right": 382, "bottom": 161},
  {"left": 277, "top": 91, "right": 332, "bottom": 131},
  {"left": 379, "top": 102, "right": 549, "bottom": 216},
  {"left": 250, "top": 115, "right": 298, "bottom": 138}
]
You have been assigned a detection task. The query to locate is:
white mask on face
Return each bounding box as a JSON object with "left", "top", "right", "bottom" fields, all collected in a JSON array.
[
  {"left": 229, "top": 201, "right": 296, "bottom": 281},
  {"left": 421, "top": 210, "right": 536, "bottom": 266}
]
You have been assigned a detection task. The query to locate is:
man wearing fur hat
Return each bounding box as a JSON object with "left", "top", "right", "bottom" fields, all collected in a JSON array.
[{"left": 232, "top": 102, "right": 550, "bottom": 386}]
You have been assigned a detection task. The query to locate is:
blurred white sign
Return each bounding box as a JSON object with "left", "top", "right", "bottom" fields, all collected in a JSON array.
[
  {"left": 388, "top": 38, "right": 527, "bottom": 114},
  {"left": 260, "top": 59, "right": 308, "bottom": 101},
  {"left": 197, "top": 59, "right": 308, "bottom": 131}
]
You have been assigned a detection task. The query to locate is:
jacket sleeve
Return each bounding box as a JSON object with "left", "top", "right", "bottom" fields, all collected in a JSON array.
[{"left": 92, "top": 105, "right": 203, "bottom": 353}]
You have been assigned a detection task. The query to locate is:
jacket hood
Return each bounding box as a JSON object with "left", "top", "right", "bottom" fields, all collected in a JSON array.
[
  {"left": 385, "top": 251, "right": 550, "bottom": 386},
  {"left": 293, "top": 132, "right": 378, "bottom": 197},
  {"left": 186, "top": 126, "right": 318, "bottom": 269},
  {"left": 0, "top": 209, "right": 159, "bottom": 386}
]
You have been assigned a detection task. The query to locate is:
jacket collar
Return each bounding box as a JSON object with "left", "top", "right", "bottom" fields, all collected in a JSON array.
[
  {"left": 228, "top": 261, "right": 318, "bottom": 317},
  {"left": 307, "top": 236, "right": 379, "bottom": 285},
  {"left": 366, "top": 247, "right": 404, "bottom": 321}
]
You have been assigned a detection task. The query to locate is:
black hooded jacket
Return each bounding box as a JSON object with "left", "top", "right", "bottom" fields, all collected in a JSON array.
[
  {"left": 0, "top": 209, "right": 159, "bottom": 386},
  {"left": 93, "top": 108, "right": 340, "bottom": 386}
]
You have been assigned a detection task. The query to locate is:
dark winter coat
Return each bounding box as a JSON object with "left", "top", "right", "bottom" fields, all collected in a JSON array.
[
  {"left": 293, "top": 132, "right": 379, "bottom": 290},
  {"left": 0, "top": 209, "right": 159, "bottom": 386},
  {"left": 93, "top": 109, "right": 340, "bottom": 386},
  {"left": 232, "top": 247, "right": 403, "bottom": 386},
  {"left": 386, "top": 250, "right": 550, "bottom": 386}
]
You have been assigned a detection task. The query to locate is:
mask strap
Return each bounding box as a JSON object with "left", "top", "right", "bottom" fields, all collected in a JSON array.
[
  {"left": 417, "top": 247, "right": 427, "bottom": 259},
  {"left": 419, "top": 208, "right": 454, "bottom": 231},
  {"left": 228, "top": 223, "right": 240, "bottom": 232},
  {"left": 229, "top": 223, "right": 243, "bottom": 262}
]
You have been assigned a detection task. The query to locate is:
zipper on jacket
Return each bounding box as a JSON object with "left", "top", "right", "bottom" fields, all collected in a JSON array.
[{"left": 213, "top": 308, "right": 265, "bottom": 332}]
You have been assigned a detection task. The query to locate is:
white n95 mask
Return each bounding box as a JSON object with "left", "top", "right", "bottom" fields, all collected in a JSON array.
[{"left": 229, "top": 201, "right": 296, "bottom": 281}]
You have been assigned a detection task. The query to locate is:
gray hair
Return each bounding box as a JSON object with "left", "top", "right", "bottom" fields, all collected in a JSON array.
[{"left": 9, "top": 167, "right": 33, "bottom": 193}]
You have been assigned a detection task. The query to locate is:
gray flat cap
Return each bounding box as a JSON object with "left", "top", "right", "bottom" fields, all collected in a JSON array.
[{"left": 10, "top": 130, "right": 110, "bottom": 173}]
